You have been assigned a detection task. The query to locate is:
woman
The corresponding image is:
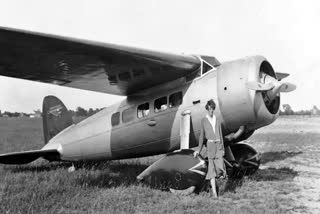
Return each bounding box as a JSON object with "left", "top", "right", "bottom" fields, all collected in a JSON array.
[{"left": 194, "top": 99, "right": 226, "bottom": 198}]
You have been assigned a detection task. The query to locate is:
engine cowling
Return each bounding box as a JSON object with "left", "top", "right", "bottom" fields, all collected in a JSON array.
[{"left": 217, "top": 56, "right": 295, "bottom": 133}]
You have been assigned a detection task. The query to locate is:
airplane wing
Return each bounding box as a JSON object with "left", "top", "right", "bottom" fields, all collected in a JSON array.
[
  {"left": 0, "top": 149, "right": 59, "bottom": 164},
  {"left": 0, "top": 27, "right": 201, "bottom": 95}
]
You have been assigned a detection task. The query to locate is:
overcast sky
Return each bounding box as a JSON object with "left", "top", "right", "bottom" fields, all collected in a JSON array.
[{"left": 0, "top": 0, "right": 319, "bottom": 113}]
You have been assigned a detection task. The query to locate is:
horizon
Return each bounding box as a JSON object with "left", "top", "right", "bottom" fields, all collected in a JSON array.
[
  {"left": 0, "top": 0, "right": 319, "bottom": 112},
  {"left": 0, "top": 96, "right": 318, "bottom": 114}
]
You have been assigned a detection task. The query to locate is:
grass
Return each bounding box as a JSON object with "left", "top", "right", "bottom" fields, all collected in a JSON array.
[{"left": 1, "top": 116, "right": 319, "bottom": 213}]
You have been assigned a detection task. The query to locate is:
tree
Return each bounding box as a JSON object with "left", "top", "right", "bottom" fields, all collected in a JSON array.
[
  {"left": 94, "top": 108, "right": 103, "bottom": 114},
  {"left": 88, "top": 108, "right": 94, "bottom": 116},
  {"left": 282, "top": 104, "right": 294, "bottom": 115},
  {"left": 76, "top": 107, "right": 87, "bottom": 117},
  {"left": 68, "top": 109, "right": 76, "bottom": 117},
  {"left": 312, "top": 105, "right": 320, "bottom": 115}
]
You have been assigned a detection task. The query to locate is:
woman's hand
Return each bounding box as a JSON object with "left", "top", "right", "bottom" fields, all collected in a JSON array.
[
  {"left": 225, "top": 133, "right": 234, "bottom": 141},
  {"left": 193, "top": 150, "right": 199, "bottom": 157}
]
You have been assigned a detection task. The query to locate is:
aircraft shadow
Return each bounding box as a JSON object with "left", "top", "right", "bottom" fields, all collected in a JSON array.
[
  {"left": 260, "top": 151, "right": 302, "bottom": 164},
  {"left": 5, "top": 159, "right": 299, "bottom": 192},
  {"left": 7, "top": 160, "right": 150, "bottom": 188},
  {"left": 6, "top": 160, "right": 117, "bottom": 173},
  {"left": 7, "top": 162, "right": 71, "bottom": 173},
  {"left": 213, "top": 167, "right": 298, "bottom": 194},
  {"left": 248, "top": 167, "right": 298, "bottom": 182},
  {"left": 75, "top": 161, "right": 149, "bottom": 188}
]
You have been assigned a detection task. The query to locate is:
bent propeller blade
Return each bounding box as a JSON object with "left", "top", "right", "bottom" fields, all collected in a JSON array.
[
  {"left": 278, "top": 82, "right": 296, "bottom": 93},
  {"left": 275, "top": 72, "right": 290, "bottom": 80},
  {"left": 246, "top": 81, "right": 274, "bottom": 91}
]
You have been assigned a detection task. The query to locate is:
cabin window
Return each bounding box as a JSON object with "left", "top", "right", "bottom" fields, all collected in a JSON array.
[
  {"left": 111, "top": 112, "right": 120, "bottom": 126},
  {"left": 137, "top": 102, "right": 149, "bottom": 118},
  {"left": 108, "top": 75, "right": 117, "bottom": 85},
  {"left": 154, "top": 96, "right": 168, "bottom": 113},
  {"left": 132, "top": 68, "right": 144, "bottom": 78},
  {"left": 118, "top": 72, "right": 131, "bottom": 81},
  {"left": 122, "top": 107, "right": 135, "bottom": 123},
  {"left": 169, "top": 91, "right": 183, "bottom": 108}
]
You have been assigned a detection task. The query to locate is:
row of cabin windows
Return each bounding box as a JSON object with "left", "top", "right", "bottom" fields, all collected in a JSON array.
[{"left": 111, "top": 91, "right": 183, "bottom": 126}]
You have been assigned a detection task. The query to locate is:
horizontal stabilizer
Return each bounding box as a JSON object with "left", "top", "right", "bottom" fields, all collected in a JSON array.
[
  {"left": 246, "top": 81, "right": 274, "bottom": 91},
  {"left": 0, "top": 149, "right": 59, "bottom": 164}
]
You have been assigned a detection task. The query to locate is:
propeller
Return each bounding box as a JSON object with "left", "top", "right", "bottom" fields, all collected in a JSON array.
[
  {"left": 275, "top": 72, "right": 290, "bottom": 80},
  {"left": 246, "top": 72, "right": 296, "bottom": 102}
]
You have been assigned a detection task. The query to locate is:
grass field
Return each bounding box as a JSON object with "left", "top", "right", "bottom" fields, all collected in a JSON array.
[{"left": 0, "top": 116, "right": 319, "bottom": 214}]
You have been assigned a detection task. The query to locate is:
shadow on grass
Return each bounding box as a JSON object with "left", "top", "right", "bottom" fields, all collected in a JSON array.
[
  {"left": 6, "top": 160, "right": 150, "bottom": 188},
  {"left": 75, "top": 161, "right": 149, "bottom": 188},
  {"left": 222, "top": 178, "right": 244, "bottom": 193},
  {"left": 198, "top": 178, "right": 245, "bottom": 195},
  {"left": 6, "top": 162, "right": 71, "bottom": 173},
  {"left": 218, "top": 167, "right": 299, "bottom": 194},
  {"left": 249, "top": 167, "right": 298, "bottom": 182},
  {"left": 7, "top": 159, "right": 147, "bottom": 173},
  {"left": 4, "top": 160, "right": 299, "bottom": 192},
  {"left": 261, "top": 151, "right": 302, "bottom": 164}
]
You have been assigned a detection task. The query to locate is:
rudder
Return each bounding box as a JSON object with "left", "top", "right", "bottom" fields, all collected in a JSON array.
[{"left": 42, "top": 96, "right": 73, "bottom": 144}]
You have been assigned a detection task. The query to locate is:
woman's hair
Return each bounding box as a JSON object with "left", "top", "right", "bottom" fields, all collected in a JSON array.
[{"left": 205, "top": 99, "right": 216, "bottom": 110}]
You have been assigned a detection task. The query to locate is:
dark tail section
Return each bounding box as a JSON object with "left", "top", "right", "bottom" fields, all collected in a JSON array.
[{"left": 42, "top": 96, "right": 73, "bottom": 144}]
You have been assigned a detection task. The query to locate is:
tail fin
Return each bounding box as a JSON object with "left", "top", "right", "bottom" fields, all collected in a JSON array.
[{"left": 42, "top": 96, "right": 73, "bottom": 144}]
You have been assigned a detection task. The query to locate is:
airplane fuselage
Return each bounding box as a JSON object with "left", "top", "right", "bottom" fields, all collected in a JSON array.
[
  {"left": 42, "top": 56, "right": 281, "bottom": 162},
  {"left": 42, "top": 70, "right": 216, "bottom": 161}
]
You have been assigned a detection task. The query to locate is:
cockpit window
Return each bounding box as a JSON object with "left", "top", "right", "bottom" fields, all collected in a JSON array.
[
  {"left": 169, "top": 91, "right": 183, "bottom": 108},
  {"left": 111, "top": 112, "right": 120, "bottom": 126},
  {"left": 202, "top": 61, "right": 213, "bottom": 75},
  {"left": 137, "top": 102, "right": 149, "bottom": 118},
  {"left": 154, "top": 96, "right": 168, "bottom": 113}
]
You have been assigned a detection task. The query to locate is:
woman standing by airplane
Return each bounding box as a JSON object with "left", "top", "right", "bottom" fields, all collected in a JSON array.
[{"left": 194, "top": 99, "right": 226, "bottom": 198}]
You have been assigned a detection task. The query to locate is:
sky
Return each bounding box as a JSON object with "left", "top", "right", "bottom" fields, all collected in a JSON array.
[{"left": 0, "top": 0, "right": 319, "bottom": 113}]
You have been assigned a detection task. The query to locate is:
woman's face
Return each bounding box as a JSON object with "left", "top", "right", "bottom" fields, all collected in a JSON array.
[{"left": 207, "top": 106, "right": 215, "bottom": 117}]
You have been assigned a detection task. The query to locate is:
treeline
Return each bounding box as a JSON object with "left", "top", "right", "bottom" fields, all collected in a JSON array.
[
  {"left": 0, "top": 107, "right": 104, "bottom": 118},
  {"left": 0, "top": 111, "right": 29, "bottom": 117},
  {"left": 69, "top": 107, "right": 104, "bottom": 117},
  {"left": 280, "top": 104, "right": 320, "bottom": 116},
  {"left": 280, "top": 110, "right": 313, "bottom": 116},
  {"left": 1, "top": 105, "right": 319, "bottom": 117}
]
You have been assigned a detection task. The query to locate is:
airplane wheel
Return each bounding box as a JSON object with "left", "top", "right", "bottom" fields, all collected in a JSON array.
[{"left": 228, "top": 143, "right": 261, "bottom": 178}]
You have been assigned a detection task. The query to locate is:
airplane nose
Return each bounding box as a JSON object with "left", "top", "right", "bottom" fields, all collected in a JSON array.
[{"left": 217, "top": 56, "right": 296, "bottom": 132}]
